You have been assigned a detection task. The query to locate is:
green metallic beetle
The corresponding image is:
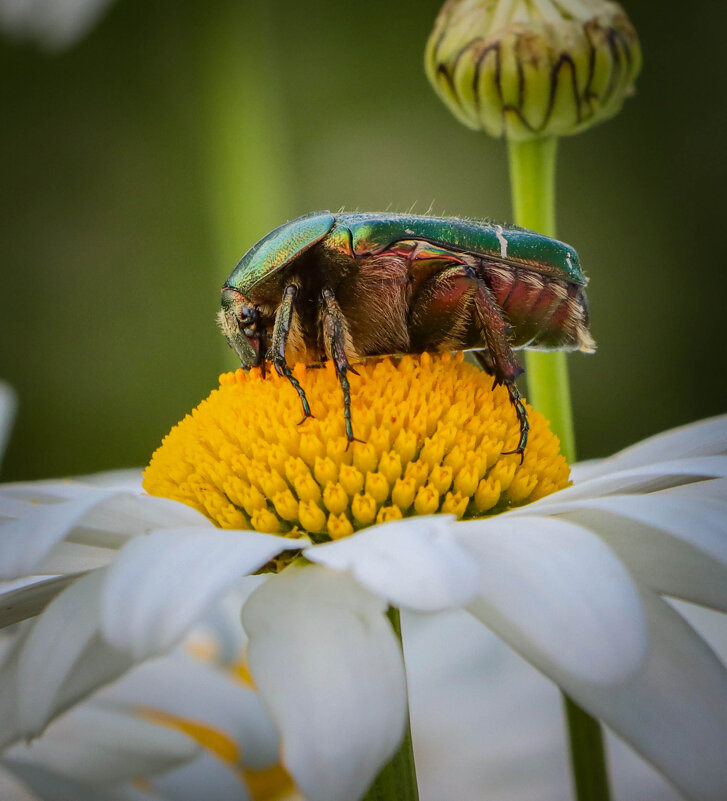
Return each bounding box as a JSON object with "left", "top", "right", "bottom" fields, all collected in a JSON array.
[{"left": 219, "top": 211, "right": 594, "bottom": 455}]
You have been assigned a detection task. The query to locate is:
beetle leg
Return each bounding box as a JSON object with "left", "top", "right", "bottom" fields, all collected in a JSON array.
[
  {"left": 321, "top": 287, "right": 361, "bottom": 444},
  {"left": 412, "top": 263, "right": 527, "bottom": 457},
  {"left": 271, "top": 284, "right": 313, "bottom": 423},
  {"left": 467, "top": 277, "right": 529, "bottom": 459},
  {"left": 472, "top": 350, "right": 528, "bottom": 460},
  {"left": 502, "top": 382, "right": 529, "bottom": 459}
]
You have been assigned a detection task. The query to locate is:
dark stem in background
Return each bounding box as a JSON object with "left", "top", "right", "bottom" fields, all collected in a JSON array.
[{"left": 363, "top": 608, "right": 420, "bottom": 801}]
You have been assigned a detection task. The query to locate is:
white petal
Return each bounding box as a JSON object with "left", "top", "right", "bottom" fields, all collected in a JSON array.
[
  {"left": 572, "top": 414, "right": 727, "bottom": 484},
  {"left": 0, "top": 628, "right": 25, "bottom": 750},
  {"left": 0, "top": 574, "right": 87, "bottom": 629},
  {"left": 6, "top": 702, "right": 198, "bottom": 784},
  {"left": 0, "top": 765, "right": 38, "bottom": 801},
  {"left": 105, "top": 654, "right": 279, "bottom": 768},
  {"left": 550, "top": 590, "right": 727, "bottom": 801},
  {"left": 101, "top": 529, "right": 302, "bottom": 660},
  {"left": 0, "top": 760, "right": 113, "bottom": 801},
  {"left": 672, "top": 599, "right": 727, "bottom": 667},
  {"left": 187, "top": 577, "right": 265, "bottom": 664},
  {"left": 540, "top": 491, "right": 727, "bottom": 611},
  {"left": 544, "top": 456, "right": 727, "bottom": 503},
  {"left": 36, "top": 542, "right": 120, "bottom": 575},
  {"left": 0, "top": 490, "right": 210, "bottom": 580},
  {"left": 305, "top": 516, "right": 478, "bottom": 611},
  {"left": 0, "top": 570, "right": 133, "bottom": 746},
  {"left": 0, "top": 491, "right": 118, "bottom": 579},
  {"left": 0, "top": 0, "right": 117, "bottom": 50},
  {"left": 458, "top": 516, "right": 648, "bottom": 684},
  {"left": 242, "top": 565, "right": 407, "bottom": 801},
  {"left": 0, "top": 380, "right": 17, "bottom": 468},
  {"left": 78, "top": 469, "right": 144, "bottom": 491},
  {"left": 405, "top": 609, "right": 572, "bottom": 801},
  {"left": 404, "top": 609, "right": 687, "bottom": 801},
  {"left": 151, "top": 752, "right": 251, "bottom": 801},
  {"left": 0, "top": 481, "right": 110, "bottom": 505}
]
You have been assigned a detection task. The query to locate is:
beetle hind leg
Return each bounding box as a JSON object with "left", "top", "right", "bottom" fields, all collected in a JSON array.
[
  {"left": 411, "top": 260, "right": 528, "bottom": 457},
  {"left": 321, "top": 287, "right": 362, "bottom": 444},
  {"left": 272, "top": 284, "right": 313, "bottom": 423},
  {"left": 472, "top": 349, "right": 528, "bottom": 460},
  {"left": 502, "top": 382, "right": 529, "bottom": 458}
]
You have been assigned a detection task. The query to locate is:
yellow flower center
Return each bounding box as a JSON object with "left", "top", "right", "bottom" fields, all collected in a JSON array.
[{"left": 143, "top": 353, "right": 569, "bottom": 539}]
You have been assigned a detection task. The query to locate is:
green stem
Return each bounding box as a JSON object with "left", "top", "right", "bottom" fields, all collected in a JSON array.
[
  {"left": 363, "top": 608, "right": 419, "bottom": 801},
  {"left": 563, "top": 695, "right": 612, "bottom": 801},
  {"left": 507, "top": 137, "right": 611, "bottom": 801}
]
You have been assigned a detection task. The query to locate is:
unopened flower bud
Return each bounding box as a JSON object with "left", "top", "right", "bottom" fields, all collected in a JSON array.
[{"left": 425, "top": 0, "right": 641, "bottom": 140}]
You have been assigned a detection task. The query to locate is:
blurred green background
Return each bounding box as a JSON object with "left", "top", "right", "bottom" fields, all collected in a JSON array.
[{"left": 1, "top": 0, "right": 725, "bottom": 481}]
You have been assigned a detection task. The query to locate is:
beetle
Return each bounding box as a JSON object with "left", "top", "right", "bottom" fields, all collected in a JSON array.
[{"left": 219, "top": 211, "right": 594, "bottom": 456}]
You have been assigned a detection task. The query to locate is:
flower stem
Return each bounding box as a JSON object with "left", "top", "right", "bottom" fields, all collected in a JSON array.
[
  {"left": 363, "top": 608, "right": 419, "bottom": 801},
  {"left": 563, "top": 695, "right": 612, "bottom": 801},
  {"left": 507, "top": 136, "right": 611, "bottom": 801}
]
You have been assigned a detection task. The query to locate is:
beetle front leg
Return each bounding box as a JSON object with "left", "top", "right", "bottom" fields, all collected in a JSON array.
[
  {"left": 271, "top": 284, "right": 313, "bottom": 423},
  {"left": 321, "top": 287, "right": 360, "bottom": 444}
]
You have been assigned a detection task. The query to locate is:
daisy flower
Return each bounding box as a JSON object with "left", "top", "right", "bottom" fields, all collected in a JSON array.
[{"left": 1, "top": 353, "right": 726, "bottom": 801}]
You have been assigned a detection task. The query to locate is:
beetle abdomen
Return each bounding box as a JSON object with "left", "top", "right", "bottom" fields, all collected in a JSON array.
[{"left": 483, "top": 264, "right": 594, "bottom": 352}]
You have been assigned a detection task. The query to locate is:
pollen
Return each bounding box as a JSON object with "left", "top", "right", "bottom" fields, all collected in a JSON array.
[{"left": 143, "top": 353, "right": 569, "bottom": 539}]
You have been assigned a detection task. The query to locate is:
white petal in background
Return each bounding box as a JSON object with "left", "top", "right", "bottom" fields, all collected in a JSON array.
[
  {"left": 0, "top": 583, "right": 285, "bottom": 798},
  {"left": 552, "top": 455, "right": 727, "bottom": 501},
  {"left": 457, "top": 516, "right": 648, "bottom": 685},
  {"left": 578, "top": 591, "right": 727, "bottom": 801},
  {"left": 78, "top": 469, "right": 143, "bottom": 492},
  {"left": 306, "top": 516, "right": 479, "bottom": 612},
  {"left": 20, "top": 571, "right": 133, "bottom": 742},
  {"left": 537, "top": 484, "right": 727, "bottom": 612},
  {"left": 0, "top": 489, "right": 212, "bottom": 581},
  {"left": 0, "top": 574, "right": 87, "bottom": 630},
  {"left": 1, "top": 760, "right": 123, "bottom": 801},
  {"left": 242, "top": 564, "right": 408, "bottom": 801},
  {"left": 467, "top": 581, "right": 727, "bottom": 801},
  {"left": 571, "top": 414, "right": 727, "bottom": 484},
  {"left": 404, "top": 608, "right": 688, "bottom": 801},
  {"left": 0, "top": 381, "right": 17, "bottom": 472},
  {"left": 0, "top": 766, "right": 38, "bottom": 801},
  {"left": 150, "top": 752, "right": 251, "bottom": 801},
  {"left": 106, "top": 654, "right": 279, "bottom": 769},
  {"left": 0, "top": 569, "right": 133, "bottom": 749},
  {"left": 4, "top": 702, "right": 198, "bottom": 785},
  {"left": 0, "top": 0, "right": 115, "bottom": 49}
]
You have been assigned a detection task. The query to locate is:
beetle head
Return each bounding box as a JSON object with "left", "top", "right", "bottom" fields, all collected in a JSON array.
[{"left": 218, "top": 287, "right": 264, "bottom": 368}]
